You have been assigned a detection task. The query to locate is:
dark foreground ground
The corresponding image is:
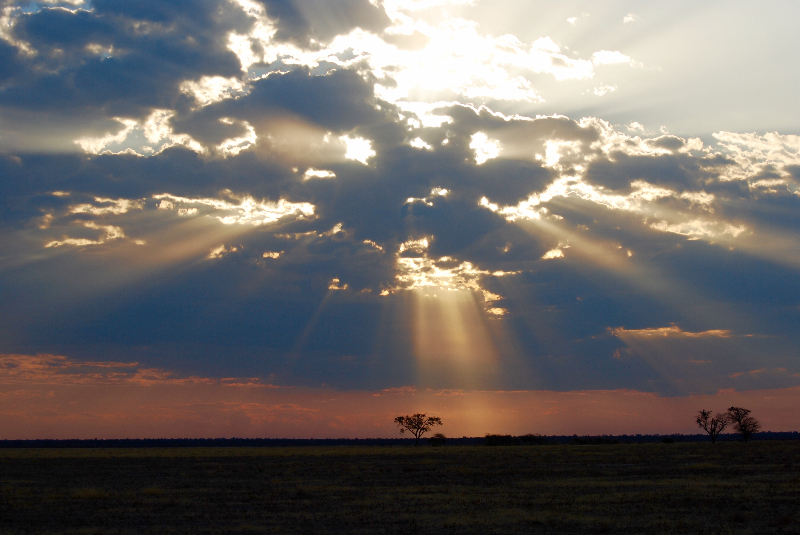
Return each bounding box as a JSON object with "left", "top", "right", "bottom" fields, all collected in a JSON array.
[{"left": 1, "top": 441, "right": 798, "bottom": 534}]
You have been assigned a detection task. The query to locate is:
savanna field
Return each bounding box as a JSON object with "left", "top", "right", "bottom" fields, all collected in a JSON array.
[{"left": 1, "top": 441, "right": 799, "bottom": 534}]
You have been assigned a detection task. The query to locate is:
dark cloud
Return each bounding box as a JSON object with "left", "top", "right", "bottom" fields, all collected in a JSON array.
[
  {"left": 717, "top": 187, "right": 800, "bottom": 234},
  {"left": 13, "top": 6, "right": 116, "bottom": 53},
  {"left": 0, "top": 37, "right": 25, "bottom": 84},
  {"left": 0, "top": 147, "right": 307, "bottom": 232},
  {"left": 470, "top": 159, "right": 552, "bottom": 205},
  {"left": 405, "top": 196, "right": 507, "bottom": 257},
  {"left": 93, "top": 0, "right": 233, "bottom": 26},
  {"left": 584, "top": 152, "right": 724, "bottom": 192},
  {"left": 175, "top": 67, "right": 384, "bottom": 138},
  {"left": 646, "top": 135, "right": 685, "bottom": 152},
  {"left": 0, "top": 223, "right": 413, "bottom": 387},
  {"left": 258, "top": 0, "right": 391, "bottom": 46},
  {"left": 0, "top": 2, "right": 247, "bottom": 120}
]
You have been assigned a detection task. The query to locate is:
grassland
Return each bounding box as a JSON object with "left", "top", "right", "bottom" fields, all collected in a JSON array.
[{"left": 1, "top": 441, "right": 798, "bottom": 534}]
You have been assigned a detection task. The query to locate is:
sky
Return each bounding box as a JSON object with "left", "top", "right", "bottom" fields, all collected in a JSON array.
[{"left": 1, "top": 0, "right": 799, "bottom": 439}]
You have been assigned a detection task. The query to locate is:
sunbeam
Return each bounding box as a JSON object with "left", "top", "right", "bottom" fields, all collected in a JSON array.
[{"left": 410, "top": 288, "right": 500, "bottom": 390}]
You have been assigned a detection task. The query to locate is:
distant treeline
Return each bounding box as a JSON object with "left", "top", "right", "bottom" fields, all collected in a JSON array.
[
  {"left": 486, "top": 432, "right": 800, "bottom": 445},
  {"left": 0, "top": 438, "right": 460, "bottom": 448},
  {"left": 1, "top": 431, "right": 799, "bottom": 448}
]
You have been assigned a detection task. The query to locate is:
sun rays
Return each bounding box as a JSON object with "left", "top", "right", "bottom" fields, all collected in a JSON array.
[{"left": 409, "top": 287, "right": 499, "bottom": 389}]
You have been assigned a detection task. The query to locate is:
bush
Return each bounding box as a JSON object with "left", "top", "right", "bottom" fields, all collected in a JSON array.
[
  {"left": 484, "top": 434, "right": 520, "bottom": 446},
  {"left": 429, "top": 433, "right": 447, "bottom": 447},
  {"left": 519, "top": 433, "right": 549, "bottom": 445}
]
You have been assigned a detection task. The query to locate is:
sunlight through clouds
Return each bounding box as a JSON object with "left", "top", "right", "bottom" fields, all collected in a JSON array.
[
  {"left": 390, "top": 236, "right": 513, "bottom": 324},
  {"left": 217, "top": 120, "right": 257, "bottom": 157},
  {"left": 70, "top": 198, "right": 144, "bottom": 216},
  {"left": 342, "top": 136, "right": 376, "bottom": 164},
  {"left": 481, "top": 175, "right": 750, "bottom": 243},
  {"left": 74, "top": 119, "right": 139, "bottom": 154},
  {"left": 713, "top": 131, "right": 800, "bottom": 182},
  {"left": 302, "top": 168, "right": 337, "bottom": 180},
  {"left": 409, "top": 137, "right": 433, "bottom": 150},
  {"left": 410, "top": 288, "right": 500, "bottom": 389},
  {"left": 152, "top": 193, "right": 315, "bottom": 226},
  {"left": 179, "top": 76, "right": 249, "bottom": 108},
  {"left": 75, "top": 111, "right": 207, "bottom": 156},
  {"left": 2, "top": 0, "right": 800, "bottom": 437},
  {"left": 470, "top": 132, "right": 500, "bottom": 164},
  {"left": 217, "top": 0, "right": 641, "bottom": 116},
  {"left": 44, "top": 222, "right": 136, "bottom": 249},
  {"left": 34, "top": 190, "right": 315, "bottom": 256}
]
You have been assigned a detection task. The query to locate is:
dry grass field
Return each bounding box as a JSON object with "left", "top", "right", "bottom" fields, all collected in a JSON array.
[{"left": 1, "top": 441, "right": 799, "bottom": 534}]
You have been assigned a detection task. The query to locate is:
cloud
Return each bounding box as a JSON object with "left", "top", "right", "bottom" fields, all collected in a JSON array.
[
  {"left": 591, "top": 50, "right": 634, "bottom": 66},
  {"left": 0, "top": 1, "right": 250, "bottom": 152},
  {"left": 161, "top": 67, "right": 390, "bottom": 162},
  {"left": 2, "top": 107, "right": 799, "bottom": 395},
  {"left": 593, "top": 85, "right": 616, "bottom": 97},
  {"left": 0, "top": 0, "right": 799, "bottom": 407},
  {"left": 153, "top": 192, "right": 314, "bottom": 226},
  {"left": 611, "top": 325, "right": 733, "bottom": 339},
  {"left": 258, "top": 0, "right": 391, "bottom": 46},
  {"left": 0, "top": 353, "right": 269, "bottom": 386}
]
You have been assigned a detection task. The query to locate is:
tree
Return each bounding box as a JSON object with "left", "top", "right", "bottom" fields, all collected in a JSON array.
[
  {"left": 696, "top": 409, "right": 729, "bottom": 443},
  {"left": 394, "top": 413, "right": 443, "bottom": 446},
  {"left": 727, "top": 406, "right": 761, "bottom": 442}
]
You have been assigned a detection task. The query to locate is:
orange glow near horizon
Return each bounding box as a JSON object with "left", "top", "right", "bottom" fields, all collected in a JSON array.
[
  {"left": 2, "top": 354, "right": 800, "bottom": 440},
  {"left": 2, "top": 364, "right": 800, "bottom": 440}
]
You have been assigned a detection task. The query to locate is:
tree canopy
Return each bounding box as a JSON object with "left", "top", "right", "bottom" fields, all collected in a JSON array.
[
  {"left": 728, "top": 407, "right": 761, "bottom": 442},
  {"left": 394, "top": 413, "right": 443, "bottom": 446},
  {"left": 696, "top": 409, "right": 729, "bottom": 444}
]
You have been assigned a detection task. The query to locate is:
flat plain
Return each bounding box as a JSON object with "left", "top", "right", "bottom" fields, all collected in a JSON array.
[{"left": 1, "top": 441, "right": 799, "bottom": 534}]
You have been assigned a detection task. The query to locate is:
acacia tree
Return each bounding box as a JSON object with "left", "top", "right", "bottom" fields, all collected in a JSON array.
[
  {"left": 394, "top": 413, "right": 443, "bottom": 446},
  {"left": 727, "top": 406, "right": 761, "bottom": 442},
  {"left": 696, "top": 409, "right": 729, "bottom": 443}
]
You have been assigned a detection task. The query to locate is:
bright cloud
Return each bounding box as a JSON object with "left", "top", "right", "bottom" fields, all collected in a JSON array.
[
  {"left": 153, "top": 193, "right": 315, "bottom": 226},
  {"left": 303, "top": 168, "right": 337, "bottom": 180},
  {"left": 75, "top": 110, "right": 207, "bottom": 156},
  {"left": 342, "top": 136, "right": 376, "bottom": 164},
  {"left": 593, "top": 85, "right": 616, "bottom": 97},
  {"left": 592, "top": 50, "right": 634, "bottom": 66},
  {"left": 470, "top": 132, "right": 500, "bottom": 164},
  {"left": 180, "top": 76, "right": 248, "bottom": 108},
  {"left": 611, "top": 325, "right": 733, "bottom": 339}
]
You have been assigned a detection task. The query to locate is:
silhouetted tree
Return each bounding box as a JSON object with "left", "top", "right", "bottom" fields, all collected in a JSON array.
[
  {"left": 727, "top": 407, "right": 761, "bottom": 442},
  {"left": 696, "top": 409, "right": 729, "bottom": 443},
  {"left": 394, "top": 413, "right": 442, "bottom": 446}
]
